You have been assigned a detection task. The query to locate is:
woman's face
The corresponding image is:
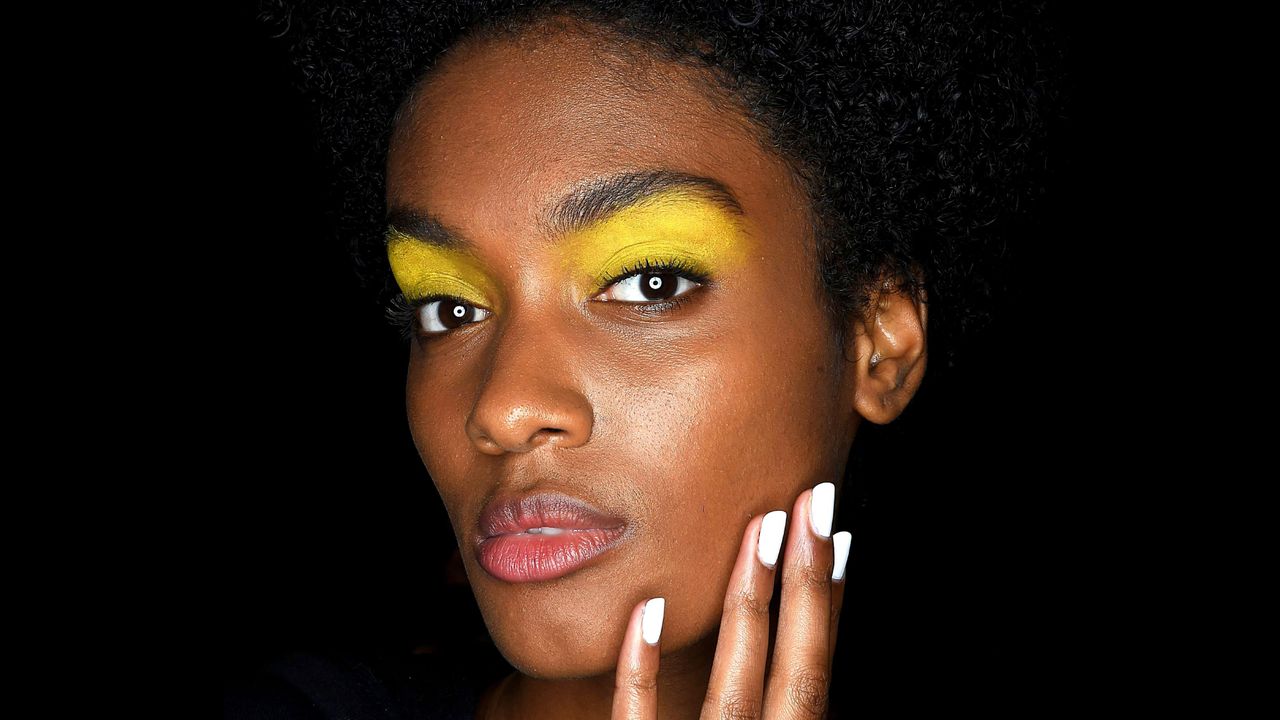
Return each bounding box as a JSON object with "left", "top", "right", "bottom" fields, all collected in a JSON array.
[{"left": 386, "top": 22, "right": 865, "bottom": 678}]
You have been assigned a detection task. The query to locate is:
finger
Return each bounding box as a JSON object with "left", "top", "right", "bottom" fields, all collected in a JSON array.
[
  {"left": 828, "top": 530, "right": 852, "bottom": 673},
  {"left": 763, "top": 482, "right": 836, "bottom": 720},
  {"left": 612, "top": 596, "right": 664, "bottom": 720},
  {"left": 698, "top": 510, "right": 787, "bottom": 720}
]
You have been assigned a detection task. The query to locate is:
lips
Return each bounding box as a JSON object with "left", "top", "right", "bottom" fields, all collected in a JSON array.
[{"left": 475, "top": 491, "right": 628, "bottom": 583}]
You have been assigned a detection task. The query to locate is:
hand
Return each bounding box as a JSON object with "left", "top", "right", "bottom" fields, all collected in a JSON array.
[{"left": 611, "top": 482, "right": 852, "bottom": 719}]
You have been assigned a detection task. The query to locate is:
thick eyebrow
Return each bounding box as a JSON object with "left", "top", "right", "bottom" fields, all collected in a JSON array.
[
  {"left": 544, "top": 169, "right": 745, "bottom": 236},
  {"left": 384, "top": 208, "right": 466, "bottom": 249},
  {"left": 385, "top": 168, "right": 746, "bottom": 250}
]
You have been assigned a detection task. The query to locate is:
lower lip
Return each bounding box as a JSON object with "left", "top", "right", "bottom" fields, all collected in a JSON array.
[{"left": 476, "top": 528, "right": 627, "bottom": 583}]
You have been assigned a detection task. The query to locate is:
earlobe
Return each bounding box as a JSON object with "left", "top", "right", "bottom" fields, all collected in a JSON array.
[{"left": 846, "top": 279, "right": 929, "bottom": 425}]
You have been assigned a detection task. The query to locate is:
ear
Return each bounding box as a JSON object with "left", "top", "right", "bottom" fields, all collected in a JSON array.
[{"left": 844, "top": 276, "right": 928, "bottom": 425}]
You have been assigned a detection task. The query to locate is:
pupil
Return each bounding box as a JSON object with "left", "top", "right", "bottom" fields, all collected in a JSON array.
[
  {"left": 439, "top": 300, "right": 472, "bottom": 329},
  {"left": 640, "top": 272, "right": 676, "bottom": 301}
]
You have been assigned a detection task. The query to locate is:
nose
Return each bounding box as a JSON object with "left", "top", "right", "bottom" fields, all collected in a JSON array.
[{"left": 465, "top": 309, "right": 594, "bottom": 455}]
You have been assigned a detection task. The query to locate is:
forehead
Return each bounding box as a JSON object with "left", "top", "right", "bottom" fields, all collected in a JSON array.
[{"left": 385, "top": 22, "right": 805, "bottom": 245}]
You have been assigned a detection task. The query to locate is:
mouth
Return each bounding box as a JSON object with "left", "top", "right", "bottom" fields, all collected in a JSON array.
[{"left": 475, "top": 491, "right": 629, "bottom": 583}]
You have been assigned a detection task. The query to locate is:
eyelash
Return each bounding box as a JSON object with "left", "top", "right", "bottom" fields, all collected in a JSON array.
[{"left": 383, "top": 256, "right": 711, "bottom": 342}]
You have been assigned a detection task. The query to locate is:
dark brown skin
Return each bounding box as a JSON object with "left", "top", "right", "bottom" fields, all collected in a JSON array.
[{"left": 386, "top": 16, "right": 927, "bottom": 720}]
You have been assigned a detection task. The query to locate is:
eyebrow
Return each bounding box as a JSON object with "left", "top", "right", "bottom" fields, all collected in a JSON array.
[{"left": 385, "top": 168, "right": 745, "bottom": 250}]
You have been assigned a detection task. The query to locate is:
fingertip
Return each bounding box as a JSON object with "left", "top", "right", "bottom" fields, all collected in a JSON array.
[{"left": 614, "top": 597, "right": 663, "bottom": 718}]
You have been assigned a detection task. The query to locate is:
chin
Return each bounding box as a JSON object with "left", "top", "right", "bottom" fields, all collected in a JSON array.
[{"left": 472, "top": 580, "right": 633, "bottom": 678}]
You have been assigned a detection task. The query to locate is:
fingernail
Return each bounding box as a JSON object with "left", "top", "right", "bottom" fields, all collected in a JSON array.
[
  {"left": 757, "top": 510, "right": 787, "bottom": 568},
  {"left": 832, "top": 531, "right": 852, "bottom": 580},
  {"left": 810, "top": 482, "right": 835, "bottom": 539},
  {"left": 642, "top": 597, "right": 665, "bottom": 646}
]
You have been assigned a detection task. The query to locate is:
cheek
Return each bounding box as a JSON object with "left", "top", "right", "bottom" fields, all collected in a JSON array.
[
  {"left": 405, "top": 349, "right": 479, "bottom": 530},
  {"left": 648, "top": 336, "right": 839, "bottom": 530}
]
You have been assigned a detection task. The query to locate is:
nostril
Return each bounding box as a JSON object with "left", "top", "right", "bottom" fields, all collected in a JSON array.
[{"left": 531, "top": 429, "right": 565, "bottom": 448}]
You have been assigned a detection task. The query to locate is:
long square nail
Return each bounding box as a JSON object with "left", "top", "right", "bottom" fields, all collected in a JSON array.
[{"left": 810, "top": 482, "right": 834, "bottom": 539}]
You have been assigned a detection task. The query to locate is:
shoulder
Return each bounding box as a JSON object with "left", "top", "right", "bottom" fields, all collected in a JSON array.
[{"left": 225, "top": 643, "right": 510, "bottom": 720}]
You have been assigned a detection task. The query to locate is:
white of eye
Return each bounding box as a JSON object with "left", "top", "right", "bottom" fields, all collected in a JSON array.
[
  {"left": 418, "top": 300, "right": 492, "bottom": 334},
  {"left": 599, "top": 273, "right": 699, "bottom": 303}
]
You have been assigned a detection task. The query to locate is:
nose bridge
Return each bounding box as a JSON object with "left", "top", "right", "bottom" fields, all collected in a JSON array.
[{"left": 466, "top": 302, "right": 594, "bottom": 455}]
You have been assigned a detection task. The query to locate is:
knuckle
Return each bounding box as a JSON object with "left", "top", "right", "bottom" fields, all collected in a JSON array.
[
  {"left": 784, "top": 668, "right": 831, "bottom": 717},
  {"left": 722, "top": 698, "right": 764, "bottom": 720},
  {"left": 703, "top": 690, "right": 763, "bottom": 720},
  {"left": 782, "top": 560, "right": 831, "bottom": 593},
  {"left": 617, "top": 669, "right": 659, "bottom": 694},
  {"left": 727, "top": 585, "right": 772, "bottom": 621}
]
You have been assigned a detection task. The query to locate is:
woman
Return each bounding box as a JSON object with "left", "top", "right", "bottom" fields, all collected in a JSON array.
[{"left": 234, "top": 0, "right": 1060, "bottom": 717}]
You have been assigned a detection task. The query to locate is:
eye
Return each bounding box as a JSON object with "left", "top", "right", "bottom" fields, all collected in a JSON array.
[
  {"left": 385, "top": 293, "right": 491, "bottom": 342},
  {"left": 417, "top": 297, "right": 491, "bottom": 335},
  {"left": 593, "top": 257, "right": 709, "bottom": 306},
  {"left": 596, "top": 270, "right": 698, "bottom": 303}
]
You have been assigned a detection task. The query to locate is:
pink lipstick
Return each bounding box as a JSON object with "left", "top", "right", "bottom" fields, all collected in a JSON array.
[{"left": 476, "top": 492, "right": 628, "bottom": 583}]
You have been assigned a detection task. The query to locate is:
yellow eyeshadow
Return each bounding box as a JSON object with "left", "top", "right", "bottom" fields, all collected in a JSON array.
[
  {"left": 561, "top": 190, "right": 754, "bottom": 293},
  {"left": 385, "top": 229, "right": 495, "bottom": 306}
]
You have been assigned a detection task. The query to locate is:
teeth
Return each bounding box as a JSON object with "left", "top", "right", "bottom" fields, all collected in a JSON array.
[{"left": 525, "top": 527, "right": 567, "bottom": 535}]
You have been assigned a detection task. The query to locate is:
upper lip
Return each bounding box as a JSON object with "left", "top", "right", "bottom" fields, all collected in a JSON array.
[{"left": 477, "top": 491, "right": 627, "bottom": 541}]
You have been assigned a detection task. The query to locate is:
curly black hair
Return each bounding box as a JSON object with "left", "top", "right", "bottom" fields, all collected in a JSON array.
[{"left": 257, "top": 0, "right": 1064, "bottom": 372}]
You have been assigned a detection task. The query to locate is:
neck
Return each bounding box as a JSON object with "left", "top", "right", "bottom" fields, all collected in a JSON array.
[{"left": 477, "top": 632, "right": 719, "bottom": 720}]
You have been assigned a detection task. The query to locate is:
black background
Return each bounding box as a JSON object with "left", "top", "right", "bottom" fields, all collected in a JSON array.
[{"left": 221, "top": 1, "right": 1126, "bottom": 711}]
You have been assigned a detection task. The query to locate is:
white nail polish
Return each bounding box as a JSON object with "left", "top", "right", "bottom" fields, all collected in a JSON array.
[
  {"left": 642, "top": 597, "right": 665, "bottom": 645},
  {"left": 810, "top": 482, "right": 835, "bottom": 539},
  {"left": 757, "top": 510, "right": 787, "bottom": 568},
  {"left": 832, "top": 531, "right": 852, "bottom": 581}
]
